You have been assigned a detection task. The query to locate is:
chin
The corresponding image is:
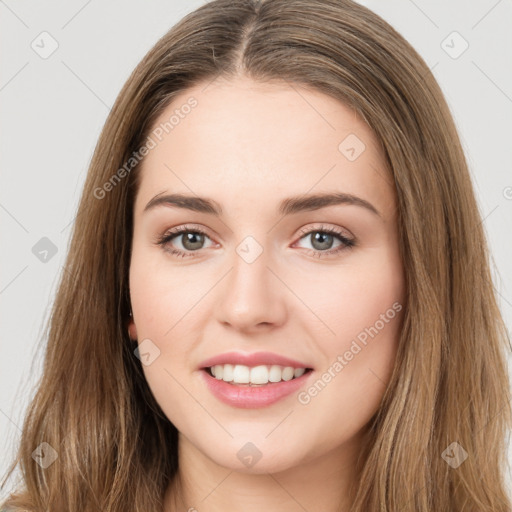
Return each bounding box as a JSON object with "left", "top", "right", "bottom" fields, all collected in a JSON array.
[{"left": 200, "top": 439, "right": 306, "bottom": 475}]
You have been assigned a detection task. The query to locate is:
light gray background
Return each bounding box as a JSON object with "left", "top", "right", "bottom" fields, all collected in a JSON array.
[{"left": 1, "top": 0, "right": 511, "bottom": 500}]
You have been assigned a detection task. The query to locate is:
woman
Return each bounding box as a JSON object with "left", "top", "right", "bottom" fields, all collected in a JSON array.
[{"left": 2, "top": 0, "right": 511, "bottom": 510}]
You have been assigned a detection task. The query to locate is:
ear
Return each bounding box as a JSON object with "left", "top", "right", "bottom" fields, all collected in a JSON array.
[{"left": 127, "top": 317, "right": 138, "bottom": 341}]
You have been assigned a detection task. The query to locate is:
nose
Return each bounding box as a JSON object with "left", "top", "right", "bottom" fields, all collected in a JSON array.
[{"left": 215, "top": 243, "right": 288, "bottom": 333}]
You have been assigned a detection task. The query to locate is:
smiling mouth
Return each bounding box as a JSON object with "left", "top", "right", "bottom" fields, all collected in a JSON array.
[{"left": 203, "top": 365, "right": 314, "bottom": 386}]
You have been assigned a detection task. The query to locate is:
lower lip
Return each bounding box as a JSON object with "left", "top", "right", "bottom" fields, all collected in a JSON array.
[{"left": 200, "top": 368, "right": 314, "bottom": 409}]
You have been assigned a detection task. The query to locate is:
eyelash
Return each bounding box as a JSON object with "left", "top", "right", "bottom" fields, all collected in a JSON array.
[{"left": 155, "top": 223, "right": 356, "bottom": 259}]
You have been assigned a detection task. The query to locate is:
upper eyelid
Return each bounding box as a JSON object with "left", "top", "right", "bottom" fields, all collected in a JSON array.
[{"left": 296, "top": 224, "right": 353, "bottom": 239}]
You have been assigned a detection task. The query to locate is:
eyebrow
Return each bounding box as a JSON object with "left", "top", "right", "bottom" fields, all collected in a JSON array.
[{"left": 143, "top": 192, "right": 381, "bottom": 218}]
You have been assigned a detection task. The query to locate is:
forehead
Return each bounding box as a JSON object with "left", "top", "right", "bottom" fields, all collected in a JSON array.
[{"left": 134, "top": 77, "right": 394, "bottom": 219}]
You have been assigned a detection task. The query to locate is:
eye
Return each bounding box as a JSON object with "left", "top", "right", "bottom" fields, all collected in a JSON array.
[
  {"left": 294, "top": 224, "right": 355, "bottom": 258},
  {"left": 155, "top": 224, "right": 214, "bottom": 258},
  {"left": 155, "top": 223, "right": 356, "bottom": 259}
]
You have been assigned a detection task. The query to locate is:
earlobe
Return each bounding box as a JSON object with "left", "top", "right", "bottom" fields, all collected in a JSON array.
[{"left": 127, "top": 317, "right": 138, "bottom": 341}]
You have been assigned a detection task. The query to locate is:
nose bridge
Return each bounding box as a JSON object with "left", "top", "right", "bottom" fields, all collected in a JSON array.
[{"left": 216, "top": 233, "right": 286, "bottom": 329}]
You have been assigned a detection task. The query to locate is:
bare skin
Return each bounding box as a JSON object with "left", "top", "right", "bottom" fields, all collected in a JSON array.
[{"left": 127, "top": 75, "right": 405, "bottom": 512}]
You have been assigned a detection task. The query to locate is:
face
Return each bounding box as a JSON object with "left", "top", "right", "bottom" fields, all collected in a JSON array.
[{"left": 128, "top": 76, "right": 405, "bottom": 474}]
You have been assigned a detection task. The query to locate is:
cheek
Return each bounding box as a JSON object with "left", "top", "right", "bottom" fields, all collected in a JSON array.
[
  {"left": 330, "top": 270, "right": 403, "bottom": 345},
  {"left": 295, "top": 253, "right": 404, "bottom": 436},
  {"left": 293, "top": 244, "right": 404, "bottom": 349},
  {"left": 129, "top": 252, "right": 195, "bottom": 426},
  {"left": 128, "top": 244, "right": 202, "bottom": 336}
]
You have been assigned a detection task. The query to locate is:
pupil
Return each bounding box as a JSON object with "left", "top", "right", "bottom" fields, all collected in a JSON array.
[
  {"left": 183, "top": 232, "right": 204, "bottom": 250},
  {"left": 312, "top": 232, "right": 332, "bottom": 250}
]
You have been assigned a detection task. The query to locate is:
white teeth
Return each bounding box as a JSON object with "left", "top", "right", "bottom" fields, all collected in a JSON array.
[
  {"left": 221, "top": 364, "right": 233, "bottom": 382},
  {"left": 268, "top": 365, "right": 282, "bottom": 382},
  {"left": 294, "top": 368, "right": 306, "bottom": 378},
  {"left": 213, "top": 364, "right": 224, "bottom": 380},
  {"left": 282, "top": 366, "right": 294, "bottom": 381},
  {"left": 233, "top": 364, "right": 250, "bottom": 383},
  {"left": 250, "top": 365, "right": 269, "bottom": 384},
  {"left": 210, "top": 363, "right": 308, "bottom": 384}
]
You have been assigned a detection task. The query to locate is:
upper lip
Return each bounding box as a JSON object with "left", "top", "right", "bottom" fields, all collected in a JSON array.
[{"left": 199, "top": 351, "right": 313, "bottom": 370}]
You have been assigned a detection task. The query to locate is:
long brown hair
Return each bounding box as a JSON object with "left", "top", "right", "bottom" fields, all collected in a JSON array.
[{"left": 2, "top": 0, "right": 511, "bottom": 510}]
